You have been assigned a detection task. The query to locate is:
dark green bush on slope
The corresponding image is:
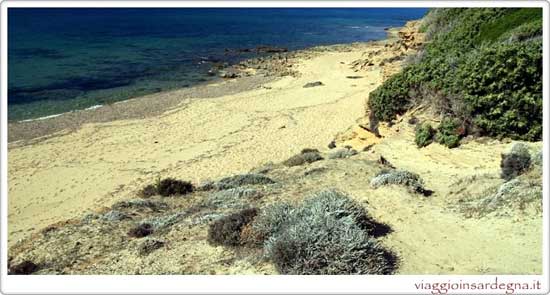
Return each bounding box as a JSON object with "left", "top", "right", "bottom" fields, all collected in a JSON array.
[
  {"left": 434, "top": 118, "right": 463, "bottom": 148},
  {"left": 368, "top": 8, "right": 542, "bottom": 142},
  {"left": 455, "top": 41, "right": 542, "bottom": 141},
  {"left": 415, "top": 122, "right": 435, "bottom": 147}
]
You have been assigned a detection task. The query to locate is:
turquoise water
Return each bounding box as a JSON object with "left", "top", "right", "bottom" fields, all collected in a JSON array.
[{"left": 8, "top": 8, "right": 428, "bottom": 121}]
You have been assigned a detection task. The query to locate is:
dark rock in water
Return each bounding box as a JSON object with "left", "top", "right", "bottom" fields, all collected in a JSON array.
[
  {"left": 207, "top": 69, "right": 217, "bottom": 76},
  {"left": 328, "top": 140, "right": 336, "bottom": 149},
  {"left": 9, "top": 260, "right": 39, "bottom": 275},
  {"left": 138, "top": 238, "right": 165, "bottom": 256},
  {"left": 128, "top": 223, "right": 154, "bottom": 238},
  {"left": 303, "top": 81, "right": 324, "bottom": 88},
  {"left": 256, "top": 46, "right": 288, "bottom": 53}
]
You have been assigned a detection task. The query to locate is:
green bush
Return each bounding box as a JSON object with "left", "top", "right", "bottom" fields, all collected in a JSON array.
[
  {"left": 477, "top": 8, "right": 542, "bottom": 42},
  {"left": 435, "top": 118, "right": 462, "bottom": 148},
  {"left": 455, "top": 41, "right": 542, "bottom": 140},
  {"left": 415, "top": 123, "right": 435, "bottom": 147},
  {"left": 367, "top": 8, "right": 542, "bottom": 141},
  {"left": 367, "top": 72, "right": 412, "bottom": 122}
]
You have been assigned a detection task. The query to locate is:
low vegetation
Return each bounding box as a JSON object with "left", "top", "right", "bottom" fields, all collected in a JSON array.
[
  {"left": 282, "top": 149, "right": 324, "bottom": 167},
  {"left": 139, "top": 177, "right": 194, "bottom": 197},
  {"left": 328, "top": 148, "right": 358, "bottom": 159},
  {"left": 138, "top": 238, "right": 165, "bottom": 256},
  {"left": 434, "top": 118, "right": 463, "bottom": 148},
  {"left": 368, "top": 8, "right": 542, "bottom": 142},
  {"left": 207, "top": 208, "right": 258, "bottom": 246},
  {"left": 8, "top": 260, "right": 39, "bottom": 275},
  {"left": 414, "top": 122, "right": 435, "bottom": 147},
  {"left": 127, "top": 223, "right": 154, "bottom": 238},
  {"left": 205, "top": 187, "right": 262, "bottom": 209},
  {"left": 500, "top": 143, "right": 532, "bottom": 180},
  {"left": 262, "top": 190, "right": 396, "bottom": 274},
  {"left": 371, "top": 169, "right": 431, "bottom": 196},
  {"left": 201, "top": 173, "right": 276, "bottom": 190},
  {"left": 219, "top": 189, "right": 397, "bottom": 274},
  {"left": 453, "top": 143, "right": 542, "bottom": 218}
]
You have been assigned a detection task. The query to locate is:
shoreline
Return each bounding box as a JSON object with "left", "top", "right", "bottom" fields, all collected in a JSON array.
[
  {"left": 7, "top": 31, "right": 401, "bottom": 145},
  {"left": 8, "top": 23, "right": 414, "bottom": 246}
]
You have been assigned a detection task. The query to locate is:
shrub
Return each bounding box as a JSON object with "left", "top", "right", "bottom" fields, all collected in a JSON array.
[
  {"left": 8, "top": 260, "right": 39, "bottom": 275},
  {"left": 138, "top": 238, "right": 165, "bottom": 256},
  {"left": 455, "top": 40, "right": 542, "bottom": 140},
  {"left": 100, "top": 210, "right": 131, "bottom": 222},
  {"left": 112, "top": 199, "right": 168, "bottom": 212},
  {"left": 460, "top": 177, "right": 542, "bottom": 218},
  {"left": 253, "top": 190, "right": 396, "bottom": 274},
  {"left": 367, "top": 8, "right": 542, "bottom": 141},
  {"left": 415, "top": 123, "right": 435, "bottom": 147},
  {"left": 500, "top": 143, "right": 531, "bottom": 180},
  {"left": 156, "top": 178, "right": 194, "bottom": 196},
  {"left": 207, "top": 208, "right": 258, "bottom": 246},
  {"left": 499, "top": 18, "right": 543, "bottom": 43},
  {"left": 138, "top": 184, "right": 157, "bottom": 198},
  {"left": 328, "top": 148, "right": 358, "bottom": 159},
  {"left": 128, "top": 223, "right": 154, "bottom": 238},
  {"left": 298, "top": 190, "right": 382, "bottom": 235},
  {"left": 205, "top": 187, "right": 261, "bottom": 209},
  {"left": 265, "top": 218, "right": 397, "bottom": 275},
  {"left": 434, "top": 118, "right": 462, "bottom": 148},
  {"left": 367, "top": 71, "right": 412, "bottom": 124},
  {"left": 531, "top": 149, "right": 542, "bottom": 167},
  {"left": 261, "top": 190, "right": 397, "bottom": 274},
  {"left": 371, "top": 170, "right": 430, "bottom": 195},
  {"left": 140, "top": 211, "right": 189, "bottom": 231},
  {"left": 250, "top": 203, "right": 294, "bottom": 246},
  {"left": 282, "top": 151, "right": 323, "bottom": 167},
  {"left": 301, "top": 148, "right": 319, "bottom": 154},
  {"left": 213, "top": 173, "right": 276, "bottom": 190}
]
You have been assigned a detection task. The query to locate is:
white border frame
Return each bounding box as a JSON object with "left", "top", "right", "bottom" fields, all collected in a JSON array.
[{"left": 0, "top": 1, "right": 548, "bottom": 294}]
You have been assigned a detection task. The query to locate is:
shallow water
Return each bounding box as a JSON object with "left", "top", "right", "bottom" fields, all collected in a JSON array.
[{"left": 8, "top": 8, "right": 428, "bottom": 121}]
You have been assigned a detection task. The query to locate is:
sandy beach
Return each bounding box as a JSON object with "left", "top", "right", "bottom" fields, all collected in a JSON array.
[
  {"left": 8, "top": 29, "right": 405, "bottom": 246},
  {"left": 7, "top": 19, "right": 542, "bottom": 276}
]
